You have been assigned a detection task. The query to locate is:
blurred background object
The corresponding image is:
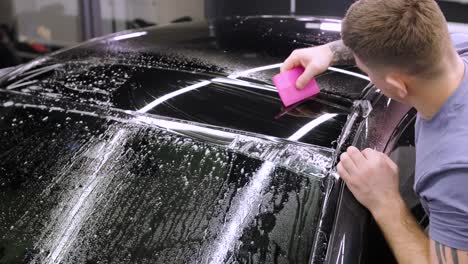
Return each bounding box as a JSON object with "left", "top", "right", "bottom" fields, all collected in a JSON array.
[
  {"left": 0, "top": 24, "right": 20, "bottom": 68},
  {"left": 205, "top": 0, "right": 355, "bottom": 18},
  {"left": 99, "top": 0, "right": 203, "bottom": 33},
  {"left": 0, "top": 0, "right": 204, "bottom": 67},
  {"left": 0, "top": 0, "right": 467, "bottom": 68}
]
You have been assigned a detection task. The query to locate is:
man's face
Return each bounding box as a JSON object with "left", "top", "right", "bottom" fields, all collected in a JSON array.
[{"left": 355, "top": 55, "right": 409, "bottom": 104}]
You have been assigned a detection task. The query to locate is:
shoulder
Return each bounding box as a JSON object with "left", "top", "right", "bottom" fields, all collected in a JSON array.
[{"left": 451, "top": 33, "right": 468, "bottom": 56}]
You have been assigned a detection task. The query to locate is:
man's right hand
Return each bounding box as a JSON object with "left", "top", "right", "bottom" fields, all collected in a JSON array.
[{"left": 281, "top": 44, "right": 334, "bottom": 89}]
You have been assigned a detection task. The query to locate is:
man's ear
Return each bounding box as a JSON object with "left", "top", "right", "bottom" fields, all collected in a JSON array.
[{"left": 385, "top": 74, "right": 408, "bottom": 98}]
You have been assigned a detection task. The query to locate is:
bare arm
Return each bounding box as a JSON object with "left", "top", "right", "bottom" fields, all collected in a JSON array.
[
  {"left": 372, "top": 197, "right": 430, "bottom": 263},
  {"left": 338, "top": 147, "right": 468, "bottom": 264},
  {"left": 281, "top": 39, "right": 356, "bottom": 88},
  {"left": 372, "top": 196, "right": 468, "bottom": 264}
]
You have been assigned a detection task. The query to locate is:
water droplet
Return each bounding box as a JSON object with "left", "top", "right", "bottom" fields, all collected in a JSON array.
[{"left": 3, "top": 101, "right": 14, "bottom": 107}]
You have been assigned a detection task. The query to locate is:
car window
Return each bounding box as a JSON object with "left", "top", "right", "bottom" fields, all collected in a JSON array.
[{"left": 0, "top": 101, "right": 331, "bottom": 263}]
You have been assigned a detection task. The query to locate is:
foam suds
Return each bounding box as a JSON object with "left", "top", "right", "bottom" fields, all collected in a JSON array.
[
  {"left": 39, "top": 128, "right": 128, "bottom": 264},
  {"left": 208, "top": 161, "right": 275, "bottom": 263}
]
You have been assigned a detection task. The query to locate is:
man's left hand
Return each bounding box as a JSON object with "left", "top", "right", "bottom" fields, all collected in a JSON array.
[{"left": 337, "top": 146, "right": 402, "bottom": 216}]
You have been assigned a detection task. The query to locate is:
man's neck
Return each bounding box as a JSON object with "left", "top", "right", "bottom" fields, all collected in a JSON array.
[{"left": 410, "top": 54, "right": 466, "bottom": 120}]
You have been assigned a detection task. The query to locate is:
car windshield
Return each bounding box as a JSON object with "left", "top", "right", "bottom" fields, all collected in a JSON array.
[{"left": 0, "top": 94, "right": 332, "bottom": 263}]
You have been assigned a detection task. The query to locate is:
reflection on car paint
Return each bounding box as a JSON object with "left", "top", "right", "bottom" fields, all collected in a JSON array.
[
  {"left": 337, "top": 100, "right": 373, "bottom": 149},
  {"left": 112, "top": 31, "right": 148, "bottom": 41},
  {"left": 136, "top": 63, "right": 284, "bottom": 114},
  {"left": 288, "top": 114, "right": 338, "bottom": 141},
  {"left": 137, "top": 80, "right": 212, "bottom": 113},
  {"left": 6, "top": 64, "right": 63, "bottom": 90},
  {"left": 227, "top": 63, "right": 283, "bottom": 79}
]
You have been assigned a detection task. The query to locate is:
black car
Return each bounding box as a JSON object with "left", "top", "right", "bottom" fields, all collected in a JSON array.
[{"left": 0, "top": 16, "right": 425, "bottom": 264}]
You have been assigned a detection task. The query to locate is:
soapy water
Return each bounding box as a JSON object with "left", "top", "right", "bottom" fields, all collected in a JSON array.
[
  {"left": 33, "top": 127, "right": 130, "bottom": 264},
  {"left": 0, "top": 103, "right": 330, "bottom": 263},
  {"left": 0, "top": 22, "right": 376, "bottom": 262},
  {"left": 33, "top": 126, "right": 325, "bottom": 263},
  {"left": 0, "top": 55, "right": 341, "bottom": 262},
  {"left": 207, "top": 161, "right": 275, "bottom": 263}
]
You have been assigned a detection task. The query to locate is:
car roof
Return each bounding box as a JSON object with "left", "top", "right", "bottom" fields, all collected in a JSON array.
[{"left": 0, "top": 16, "right": 370, "bottom": 148}]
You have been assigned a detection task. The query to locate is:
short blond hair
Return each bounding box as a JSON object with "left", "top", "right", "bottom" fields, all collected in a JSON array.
[{"left": 342, "top": 0, "right": 451, "bottom": 77}]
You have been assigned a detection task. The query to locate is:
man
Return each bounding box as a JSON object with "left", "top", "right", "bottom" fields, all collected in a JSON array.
[{"left": 282, "top": 0, "right": 468, "bottom": 263}]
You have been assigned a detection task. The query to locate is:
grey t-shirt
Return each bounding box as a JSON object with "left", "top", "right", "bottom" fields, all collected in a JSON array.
[{"left": 415, "top": 33, "right": 468, "bottom": 250}]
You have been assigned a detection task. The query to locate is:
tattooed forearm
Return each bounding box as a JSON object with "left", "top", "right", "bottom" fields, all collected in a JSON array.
[
  {"left": 442, "top": 244, "right": 447, "bottom": 263},
  {"left": 435, "top": 241, "right": 444, "bottom": 264},
  {"left": 451, "top": 247, "right": 459, "bottom": 264},
  {"left": 434, "top": 241, "right": 462, "bottom": 264},
  {"left": 327, "top": 40, "right": 356, "bottom": 66}
]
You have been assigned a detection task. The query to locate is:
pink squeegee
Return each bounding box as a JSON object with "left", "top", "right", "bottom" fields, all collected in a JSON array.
[{"left": 272, "top": 67, "right": 320, "bottom": 107}]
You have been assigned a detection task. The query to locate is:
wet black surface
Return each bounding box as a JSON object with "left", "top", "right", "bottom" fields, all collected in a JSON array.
[
  {"left": 0, "top": 16, "right": 376, "bottom": 264},
  {"left": 0, "top": 104, "right": 329, "bottom": 263},
  {"left": 1, "top": 62, "right": 352, "bottom": 148},
  {"left": 0, "top": 17, "right": 367, "bottom": 149}
]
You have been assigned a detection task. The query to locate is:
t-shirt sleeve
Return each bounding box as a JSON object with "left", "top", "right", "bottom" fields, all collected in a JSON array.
[
  {"left": 451, "top": 33, "right": 468, "bottom": 56},
  {"left": 425, "top": 166, "right": 468, "bottom": 250}
]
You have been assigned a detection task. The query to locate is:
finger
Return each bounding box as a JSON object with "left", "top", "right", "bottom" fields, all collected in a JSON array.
[
  {"left": 296, "top": 64, "right": 317, "bottom": 89},
  {"left": 340, "top": 152, "right": 358, "bottom": 175},
  {"left": 281, "top": 53, "right": 300, "bottom": 72},
  {"left": 383, "top": 154, "right": 399, "bottom": 172},
  {"left": 361, "top": 148, "right": 376, "bottom": 160},
  {"left": 337, "top": 163, "right": 351, "bottom": 181},
  {"left": 363, "top": 149, "right": 389, "bottom": 169},
  {"left": 346, "top": 146, "right": 367, "bottom": 166}
]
